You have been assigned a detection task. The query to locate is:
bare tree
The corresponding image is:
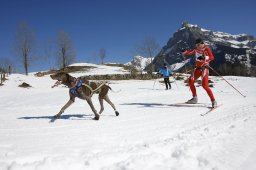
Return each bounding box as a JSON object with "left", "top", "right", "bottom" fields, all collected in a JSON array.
[
  {"left": 0, "top": 58, "right": 14, "bottom": 74},
  {"left": 135, "top": 36, "right": 160, "bottom": 73},
  {"left": 99, "top": 48, "right": 106, "bottom": 64},
  {"left": 56, "top": 31, "right": 76, "bottom": 69},
  {"left": 14, "top": 22, "right": 36, "bottom": 75}
]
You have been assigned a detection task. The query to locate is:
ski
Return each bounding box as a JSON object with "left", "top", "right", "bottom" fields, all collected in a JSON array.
[
  {"left": 200, "top": 104, "right": 223, "bottom": 116},
  {"left": 170, "top": 102, "right": 208, "bottom": 107}
]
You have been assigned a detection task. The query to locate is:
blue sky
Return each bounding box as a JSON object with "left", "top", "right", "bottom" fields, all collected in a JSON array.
[{"left": 0, "top": 0, "right": 255, "bottom": 72}]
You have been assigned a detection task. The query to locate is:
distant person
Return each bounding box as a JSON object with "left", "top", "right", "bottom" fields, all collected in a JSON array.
[
  {"left": 158, "top": 63, "right": 172, "bottom": 90},
  {"left": 182, "top": 38, "right": 217, "bottom": 108}
]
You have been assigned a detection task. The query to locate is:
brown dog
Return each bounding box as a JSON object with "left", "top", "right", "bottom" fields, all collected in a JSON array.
[{"left": 50, "top": 72, "right": 119, "bottom": 120}]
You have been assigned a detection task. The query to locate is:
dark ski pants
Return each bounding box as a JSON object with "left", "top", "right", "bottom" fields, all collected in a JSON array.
[{"left": 164, "top": 77, "right": 171, "bottom": 89}]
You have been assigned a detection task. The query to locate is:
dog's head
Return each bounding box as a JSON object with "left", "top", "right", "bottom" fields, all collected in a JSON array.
[
  {"left": 50, "top": 72, "right": 68, "bottom": 81},
  {"left": 50, "top": 72, "right": 76, "bottom": 88}
]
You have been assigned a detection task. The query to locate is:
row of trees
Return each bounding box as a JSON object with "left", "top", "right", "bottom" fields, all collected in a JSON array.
[
  {"left": 2, "top": 22, "right": 161, "bottom": 75},
  {"left": 14, "top": 22, "right": 80, "bottom": 75},
  {"left": 7, "top": 22, "right": 110, "bottom": 75},
  {"left": 215, "top": 63, "right": 254, "bottom": 76}
]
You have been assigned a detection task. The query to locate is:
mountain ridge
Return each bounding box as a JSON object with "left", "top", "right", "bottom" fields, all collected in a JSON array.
[{"left": 151, "top": 22, "right": 256, "bottom": 76}]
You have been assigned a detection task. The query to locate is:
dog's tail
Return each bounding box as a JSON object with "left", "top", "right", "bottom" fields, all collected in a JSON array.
[{"left": 106, "top": 84, "right": 121, "bottom": 93}]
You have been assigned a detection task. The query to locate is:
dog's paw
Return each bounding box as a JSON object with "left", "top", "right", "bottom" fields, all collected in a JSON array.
[
  {"left": 53, "top": 114, "right": 60, "bottom": 118},
  {"left": 93, "top": 116, "right": 100, "bottom": 120},
  {"left": 115, "top": 111, "right": 119, "bottom": 116}
]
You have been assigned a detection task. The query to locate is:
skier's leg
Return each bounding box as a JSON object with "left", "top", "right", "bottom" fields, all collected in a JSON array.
[
  {"left": 201, "top": 68, "right": 215, "bottom": 101},
  {"left": 189, "top": 69, "right": 201, "bottom": 97},
  {"left": 164, "top": 78, "right": 168, "bottom": 89},
  {"left": 167, "top": 77, "right": 171, "bottom": 89},
  {"left": 186, "top": 69, "right": 201, "bottom": 103}
]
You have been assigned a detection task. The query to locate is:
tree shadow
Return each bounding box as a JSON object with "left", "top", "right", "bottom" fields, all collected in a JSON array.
[{"left": 18, "top": 114, "right": 93, "bottom": 123}]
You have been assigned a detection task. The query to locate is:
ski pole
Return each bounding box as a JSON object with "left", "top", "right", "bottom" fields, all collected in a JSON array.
[
  {"left": 173, "top": 76, "right": 178, "bottom": 89},
  {"left": 171, "top": 73, "right": 179, "bottom": 89},
  {"left": 153, "top": 78, "right": 157, "bottom": 89},
  {"left": 153, "top": 73, "right": 159, "bottom": 89},
  {"left": 181, "top": 53, "right": 188, "bottom": 74},
  {"left": 207, "top": 65, "right": 246, "bottom": 98}
]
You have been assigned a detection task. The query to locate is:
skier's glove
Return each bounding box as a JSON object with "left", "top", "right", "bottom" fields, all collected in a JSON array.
[{"left": 197, "top": 56, "right": 205, "bottom": 61}]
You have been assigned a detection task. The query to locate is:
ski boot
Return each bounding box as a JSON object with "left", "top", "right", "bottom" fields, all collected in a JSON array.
[
  {"left": 186, "top": 96, "right": 198, "bottom": 104},
  {"left": 212, "top": 100, "right": 217, "bottom": 108}
]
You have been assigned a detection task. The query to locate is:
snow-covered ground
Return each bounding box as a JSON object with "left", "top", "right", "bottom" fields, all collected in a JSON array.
[
  {"left": 0, "top": 69, "right": 256, "bottom": 170},
  {"left": 68, "top": 63, "right": 130, "bottom": 76}
]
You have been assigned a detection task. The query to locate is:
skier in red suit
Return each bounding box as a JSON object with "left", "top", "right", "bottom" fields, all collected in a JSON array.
[{"left": 183, "top": 38, "right": 217, "bottom": 108}]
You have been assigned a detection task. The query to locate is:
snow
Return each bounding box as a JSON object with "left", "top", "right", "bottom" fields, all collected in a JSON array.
[
  {"left": 170, "top": 59, "right": 190, "bottom": 71},
  {"left": 68, "top": 63, "right": 130, "bottom": 76},
  {"left": 1, "top": 66, "right": 256, "bottom": 170},
  {"left": 201, "top": 28, "right": 210, "bottom": 32},
  {"left": 126, "top": 56, "right": 153, "bottom": 70},
  {"left": 187, "top": 23, "right": 198, "bottom": 28},
  {"left": 211, "top": 32, "right": 254, "bottom": 49}
]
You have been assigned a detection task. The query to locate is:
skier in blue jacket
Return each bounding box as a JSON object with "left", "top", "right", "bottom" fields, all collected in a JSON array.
[{"left": 158, "top": 63, "right": 172, "bottom": 90}]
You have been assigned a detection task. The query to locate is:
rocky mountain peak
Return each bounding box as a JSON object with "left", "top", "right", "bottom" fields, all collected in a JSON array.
[{"left": 152, "top": 22, "right": 256, "bottom": 76}]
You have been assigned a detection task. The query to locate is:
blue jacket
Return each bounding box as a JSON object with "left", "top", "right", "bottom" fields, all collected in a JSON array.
[{"left": 159, "top": 67, "right": 172, "bottom": 77}]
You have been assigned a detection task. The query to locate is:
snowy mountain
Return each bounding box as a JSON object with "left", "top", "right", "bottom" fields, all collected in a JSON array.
[
  {"left": 127, "top": 55, "right": 188, "bottom": 72},
  {"left": 153, "top": 22, "right": 256, "bottom": 76},
  {"left": 126, "top": 55, "right": 153, "bottom": 71},
  {"left": 0, "top": 69, "right": 256, "bottom": 170}
]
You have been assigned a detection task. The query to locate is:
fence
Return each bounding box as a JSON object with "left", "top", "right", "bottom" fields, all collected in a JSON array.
[{"left": 80, "top": 73, "right": 162, "bottom": 80}]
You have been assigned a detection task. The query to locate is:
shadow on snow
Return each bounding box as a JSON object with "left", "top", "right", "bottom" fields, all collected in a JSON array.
[
  {"left": 121, "top": 102, "right": 209, "bottom": 108},
  {"left": 120, "top": 102, "right": 170, "bottom": 108},
  {"left": 18, "top": 114, "right": 93, "bottom": 123}
]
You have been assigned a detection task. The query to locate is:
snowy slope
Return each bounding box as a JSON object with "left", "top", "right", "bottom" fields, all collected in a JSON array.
[
  {"left": 170, "top": 59, "right": 190, "bottom": 71},
  {"left": 68, "top": 63, "right": 130, "bottom": 76},
  {"left": 0, "top": 69, "right": 256, "bottom": 170},
  {"left": 126, "top": 56, "right": 153, "bottom": 70}
]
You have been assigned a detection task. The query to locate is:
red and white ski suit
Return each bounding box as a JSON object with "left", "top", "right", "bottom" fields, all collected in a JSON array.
[{"left": 183, "top": 45, "right": 215, "bottom": 101}]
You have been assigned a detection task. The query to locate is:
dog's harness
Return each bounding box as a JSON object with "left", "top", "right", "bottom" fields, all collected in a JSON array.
[
  {"left": 70, "top": 79, "right": 107, "bottom": 98},
  {"left": 70, "top": 79, "right": 84, "bottom": 99}
]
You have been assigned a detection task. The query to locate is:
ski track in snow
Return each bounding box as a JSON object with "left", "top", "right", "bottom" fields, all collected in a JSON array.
[{"left": 0, "top": 73, "right": 256, "bottom": 170}]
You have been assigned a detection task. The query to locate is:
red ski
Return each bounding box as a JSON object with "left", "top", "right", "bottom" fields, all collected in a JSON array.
[
  {"left": 200, "top": 104, "right": 223, "bottom": 116},
  {"left": 171, "top": 102, "right": 208, "bottom": 107}
]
